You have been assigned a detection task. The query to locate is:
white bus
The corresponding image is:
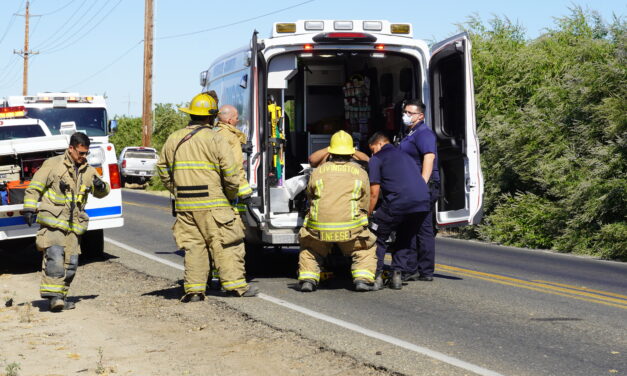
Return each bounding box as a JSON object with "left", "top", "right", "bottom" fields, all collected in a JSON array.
[
  {"left": 1, "top": 93, "right": 124, "bottom": 256},
  {"left": 201, "top": 20, "right": 483, "bottom": 246}
]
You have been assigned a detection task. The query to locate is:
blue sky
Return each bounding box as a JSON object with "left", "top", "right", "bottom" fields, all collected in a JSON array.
[{"left": 0, "top": 0, "right": 624, "bottom": 118}]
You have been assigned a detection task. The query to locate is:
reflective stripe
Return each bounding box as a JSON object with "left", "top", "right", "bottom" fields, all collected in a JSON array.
[
  {"left": 222, "top": 279, "right": 247, "bottom": 291},
  {"left": 40, "top": 284, "right": 67, "bottom": 294},
  {"left": 23, "top": 198, "right": 38, "bottom": 209},
  {"left": 184, "top": 283, "right": 206, "bottom": 293},
  {"left": 43, "top": 190, "right": 71, "bottom": 204},
  {"left": 175, "top": 198, "right": 231, "bottom": 210},
  {"left": 311, "top": 179, "right": 323, "bottom": 221},
  {"left": 28, "top": 180, "right": 46, "bottom": 192},
  {"left": 157, "top": 165, "right": 170, "bottom": 173},
  {"left": 222, "top": 165, "right": 236, "bottom": 176},
  {"left": 37, "top": 215, "right": 87, "bottom": 235},
  {"left": 238, "top": 183, "right": 252, "bottom": 196},
  {"left": 352, "top": 269, "right": 375, "bottom": 281},
  {"left": 172, "top": 161, "right": 219, "bottom": 171},
  {"left": 234, "top": 203, "right": 247, "bottom": 213},
  {"left": 351, "top": 179, "right": 362, "bottom": 220},
  {"left": 211, "top": 269, "right": 220, "bottom": 278},
  {"left": 298, "top": 271, "right": 320, "bottom": 282},
  {"left": 304, "top": 216, "right": 368, "bottom": 231}
]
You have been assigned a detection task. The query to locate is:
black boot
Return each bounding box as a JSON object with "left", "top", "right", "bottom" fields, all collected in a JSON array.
[{"left": 390, "top": 271, "right": 403, "bottom": 290}]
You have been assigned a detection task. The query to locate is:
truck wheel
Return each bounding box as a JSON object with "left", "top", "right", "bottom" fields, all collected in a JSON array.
[{"left": 81, "top": 229, "right": 104, "bottom": 260}]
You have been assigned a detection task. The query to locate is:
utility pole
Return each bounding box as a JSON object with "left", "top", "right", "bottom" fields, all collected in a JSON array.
[
  {"left": 141, "top": 0, "right": 154, "bottom": 147},
  {"left": 14, "top": 0, "right": 39, "bottom": 96}
]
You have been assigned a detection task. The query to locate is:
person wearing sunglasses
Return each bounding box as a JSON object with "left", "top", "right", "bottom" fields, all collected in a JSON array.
[
  {"left": 22, "top": 132, "right": 110, "bottom": 312},
  {"left": 397, "top": 100, "right": 440, "bottom": 282}
]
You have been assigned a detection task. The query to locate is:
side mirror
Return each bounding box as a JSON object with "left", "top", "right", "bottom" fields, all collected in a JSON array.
[
  {"left": 108, "top": 119, "right": 118, "bottom": 134},
  {"left": 200, "top": 70, "right": 208, "bottom": 87}
]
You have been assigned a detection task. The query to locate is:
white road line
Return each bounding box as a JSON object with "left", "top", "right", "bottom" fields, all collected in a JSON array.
[
  {"left": 105, "top": 237, "right": 504, "bottom": 376},
  {"left": 104, "top": 237, "right": 184, "bottom": 271}
]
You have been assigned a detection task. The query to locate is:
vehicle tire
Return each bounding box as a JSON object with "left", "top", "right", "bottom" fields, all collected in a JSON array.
[
  {"left": 120, "top": 175, "right": 126, "bottom": 188},
  {"left": 80, "top": 229, "right": 104, "bottom": 260}
]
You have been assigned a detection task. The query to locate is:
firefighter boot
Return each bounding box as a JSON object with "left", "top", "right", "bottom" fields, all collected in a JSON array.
[
  {"left": 354, "top": 280, "right": 372, "bottom": 292},
  {"left": 372, "top": 273, "right": 384, "bottom": 291},
  {"left": 240, "top": 285, "right": 259, "bottom": 297},
  {"left": 181, "top": 293, "right": 205, "bottom": 303},
  {"left": 49, "top": 297, "right": 65, "bottom": 312},
  {"left": 390, "top": 270, "right": 403, "bottom": 290},
  {"left": 299, "top": 280, "right": 316, "bottom": 292}
]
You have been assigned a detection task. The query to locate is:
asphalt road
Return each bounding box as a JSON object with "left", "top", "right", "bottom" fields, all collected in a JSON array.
[{"left": 88, "top": 189, "right": 627, "bottom": 375}]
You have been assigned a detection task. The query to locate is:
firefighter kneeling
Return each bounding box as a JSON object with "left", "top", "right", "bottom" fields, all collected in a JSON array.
[{"left": 298, "top": 131, "right": 377, "bottom": 292}]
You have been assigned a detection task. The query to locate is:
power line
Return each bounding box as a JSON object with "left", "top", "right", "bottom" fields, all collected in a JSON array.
[
  {"left": 33, "top": 0, "right": 89, "bottom": 49},
  {"left": 38, "top": 0, "right": 76, "bottom": 16},
  {"left": 0, "top": 0, "right": 25, "bottom": 46},
  {"left": 62, "top": 40, "right": 143, "bottom": 90},
  {"left": 157, "top": 0, "right": 316, "bottom": 41},
  {"left": 41, "top": 0, "right": 123, "bottom": 54}
]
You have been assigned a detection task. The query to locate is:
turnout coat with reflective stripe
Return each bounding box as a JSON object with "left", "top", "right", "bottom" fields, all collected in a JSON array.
[
  {"left": 157, "top": 122, "right": 240, "bottom": 212},
  {"left": 214, "top": 121, "right": 252, "bottom": 198},
  {"left": 24, "top": 150, "right": 110, "bottom": 235},
  {"left": 304, "top": 160, "right": 370, "bottom": 240}
]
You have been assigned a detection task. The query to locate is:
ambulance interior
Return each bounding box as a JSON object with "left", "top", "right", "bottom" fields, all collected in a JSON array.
[{"left": 265, "top": 49, "right": 466, "bottom": 217}]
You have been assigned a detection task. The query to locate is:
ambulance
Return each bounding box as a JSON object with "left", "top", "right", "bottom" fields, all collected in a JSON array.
[
  {"left": 0, "top": 93, "right": 123, "bottom": 256},
  {"left": 201, "top": 20, "right": 483, "bottom": 246}
]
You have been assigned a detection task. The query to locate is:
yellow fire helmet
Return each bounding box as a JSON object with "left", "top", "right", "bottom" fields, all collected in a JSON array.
[
  {"left": 179, "top": 92, "right": 218, "bottom": 116},
  {"left": 327, "top": 130, "right": 355, "bottom": 155}
]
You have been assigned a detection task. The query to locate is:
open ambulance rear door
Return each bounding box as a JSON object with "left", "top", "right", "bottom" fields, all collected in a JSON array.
[{"left": 429, "top": 32, "right": 484, "bottom": 226}]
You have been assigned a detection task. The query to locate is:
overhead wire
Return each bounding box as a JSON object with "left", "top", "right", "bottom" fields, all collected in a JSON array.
[
  {"left": 33, "top": 0, "right": 89, "bottom": 49},
  {"left": 62, "top": 40, "right": 143, "bottom": 90},
  {"left": 0, "top": 0, "right": 25, "bottom": 47},
  {"left": 42, "top": 0, "right": 123, "bottom": 54},
  {"left": 57, "top": 0, "right": 316, "bottom": 91},
  {"left": 38, "top": 0, "right": 76, "bottom": 16},
  {"left": 157, "top": 0, "right": 316, "bottom": 41}
]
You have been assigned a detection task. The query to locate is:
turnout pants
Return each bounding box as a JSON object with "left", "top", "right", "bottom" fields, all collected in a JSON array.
[
  {"left": 298, "top": 227, "right": 377, "bottom": 284},
  {"left": 36, "top": 227, "right": 81, "bottom": 299},
  {"left": 173, "top": 208, "right": 248, "bottom": 296}
]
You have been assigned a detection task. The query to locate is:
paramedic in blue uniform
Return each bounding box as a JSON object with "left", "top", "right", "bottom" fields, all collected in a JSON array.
[
  {"left": 368, "top": 131, "right": 430, "bottom": 290},
  {"left": 398, "top": 100, "right": 440, "bottom": 281}
]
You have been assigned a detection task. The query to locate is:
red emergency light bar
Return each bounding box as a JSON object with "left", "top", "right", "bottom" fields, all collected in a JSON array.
[
  {"left": 0, "top": 106, "right": 26, "bottom": 119},
  {"left": 312, "top": 32, "right": 377, "bottom": 43}
]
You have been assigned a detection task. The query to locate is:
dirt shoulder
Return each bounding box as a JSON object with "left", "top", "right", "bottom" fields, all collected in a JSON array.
[{"left": 0, "top": 258, "right": 390, "bottom": 376}]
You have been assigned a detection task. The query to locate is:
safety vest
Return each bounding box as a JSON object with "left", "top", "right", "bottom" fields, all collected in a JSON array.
[
  {"left": 304, "top": 160, "right": 370, "bottom": 241},
  {"left": 157, "top": 122, "right": 240, "bottom": 212},
  {"left": 214, "top": 121, "right": 252, "bottom": 212},
  {"left": 24, "top": 151, "right": 110, "bottom": 235}
]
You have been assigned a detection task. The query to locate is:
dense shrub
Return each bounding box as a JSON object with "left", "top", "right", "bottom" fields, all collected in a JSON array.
[{"left": 462, "top": 7, "right": 626, "bottom": 260}]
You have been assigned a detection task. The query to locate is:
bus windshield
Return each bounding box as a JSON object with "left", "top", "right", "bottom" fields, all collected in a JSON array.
[{"left": 25, "top": 107, "right": 107, "bottom": 137}]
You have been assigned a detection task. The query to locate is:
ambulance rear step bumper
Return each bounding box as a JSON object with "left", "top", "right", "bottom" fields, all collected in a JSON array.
[{"left": 261, "top": 228, "right": 298, "bottom": 245}]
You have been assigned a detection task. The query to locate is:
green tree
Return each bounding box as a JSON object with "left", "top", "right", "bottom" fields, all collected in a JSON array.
[
  {"left": 461, "top": 7, "right": 626, "bottom": 260},
  {"left": 109, "top": 116, "right": 142, "bottom": 157}
]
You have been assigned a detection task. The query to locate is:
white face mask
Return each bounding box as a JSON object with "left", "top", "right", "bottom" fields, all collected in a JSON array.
[{"left": 402, "top": 113, "right": 414, "bottom": 126}]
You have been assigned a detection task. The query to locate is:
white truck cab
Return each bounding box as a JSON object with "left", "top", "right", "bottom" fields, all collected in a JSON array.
[{"left": 202, "top": 20, "right": 484, "bottom": 246}]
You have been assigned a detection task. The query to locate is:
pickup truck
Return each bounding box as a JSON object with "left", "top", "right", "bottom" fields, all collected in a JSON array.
[{"left": 118, "top": 146, "right": 158, "bottom": 186}]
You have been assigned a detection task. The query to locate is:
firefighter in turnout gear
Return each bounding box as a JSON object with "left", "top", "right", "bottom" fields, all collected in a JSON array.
[
  {"left": 22, "top": 132, "right": 110, "bottom": 312},
  {"left": 157, "top": 92, "right": 259, "bottom": 302},
  {"left": 215, "top": 104, "right": 253, "bottom": 214},
  {"left": 298, "top": 130, "right": 377, "bottom": 292}
]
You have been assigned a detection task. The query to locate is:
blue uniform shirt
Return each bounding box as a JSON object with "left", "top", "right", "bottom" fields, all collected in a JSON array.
[
  {"left": 368, "top": 144, "right": 430, "bottom": 214},
  {"left": 399, "top": 121, "right": 440, "bottom": 183}
]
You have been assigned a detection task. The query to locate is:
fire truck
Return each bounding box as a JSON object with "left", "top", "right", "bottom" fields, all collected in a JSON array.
[
  {"left": 0, "top": 93, "right": 123, "bottom": 256},
  {"left": 201, "top": 20, "right": 484, "bottom": 247}
]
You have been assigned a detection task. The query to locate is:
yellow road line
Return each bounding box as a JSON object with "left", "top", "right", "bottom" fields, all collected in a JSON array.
[
  {"left": 436, "top": 264, "right": 627, "bottom": 310},
  {"left": 532, "top": 280, "right": 627, "bottom": 300},
  {"left": 123, "top": 200, "right": 169, "bottom": 212}
]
